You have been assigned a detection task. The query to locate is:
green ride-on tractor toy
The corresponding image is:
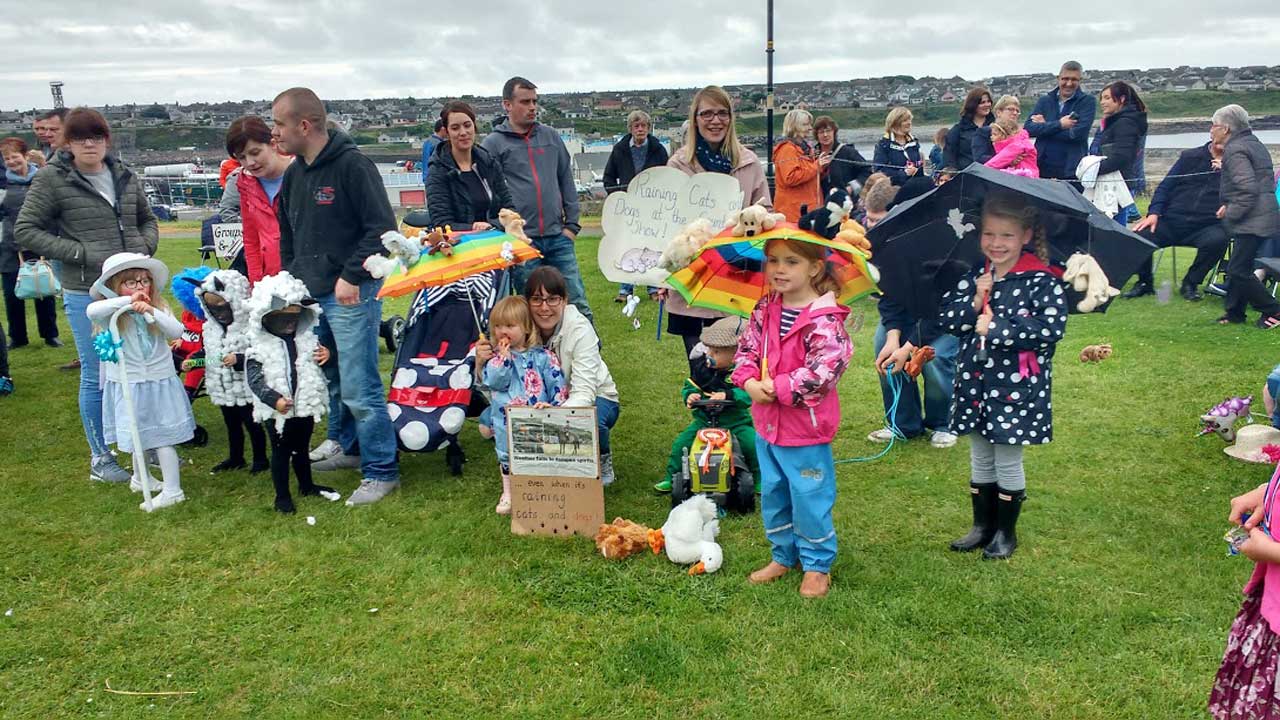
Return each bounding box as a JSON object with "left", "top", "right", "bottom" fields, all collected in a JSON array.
[{"left": 671, "top": 398, "right": 755, "bottom": 513}]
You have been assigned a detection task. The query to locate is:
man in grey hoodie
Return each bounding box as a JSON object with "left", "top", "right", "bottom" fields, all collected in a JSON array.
[{"left": 480, "top": 77, "right": 592, "bottom": 324}]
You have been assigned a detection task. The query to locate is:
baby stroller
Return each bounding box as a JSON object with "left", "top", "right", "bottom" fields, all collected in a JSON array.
[{"left": 385, "top": 227, "right": 504, "bottom": 476}]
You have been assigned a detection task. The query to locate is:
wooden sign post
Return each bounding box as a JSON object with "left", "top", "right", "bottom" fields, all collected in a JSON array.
[{"left": 506, "top": 406, "right": 604, "bottom": 538}]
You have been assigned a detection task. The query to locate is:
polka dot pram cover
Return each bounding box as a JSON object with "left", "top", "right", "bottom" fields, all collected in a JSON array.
[{"left": 386, "top": 271, "right": 501, "bottom": 453}]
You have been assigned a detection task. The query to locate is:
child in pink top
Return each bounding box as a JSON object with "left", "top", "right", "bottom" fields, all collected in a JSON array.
[
  {"left": 1210, "top": 459, "right": 1280, "bottom": 718},
  {"left": 985, "top": 118, "right": 1040, "bottom": 178},
  {"left": 732, "top": 237, "right": 852, "bottom": 599}
]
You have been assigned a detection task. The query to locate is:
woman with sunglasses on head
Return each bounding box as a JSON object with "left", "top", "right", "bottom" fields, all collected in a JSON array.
[
  {"left": 664, "top": 86, "right": 773, "bottom": 372},
  {"left": 15, "top": 107, "right": 158, "bottom": 484}
]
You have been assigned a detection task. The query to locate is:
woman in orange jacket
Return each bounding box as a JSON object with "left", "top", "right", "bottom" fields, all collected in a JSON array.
[{"left": 771, "top": 109, "right": 825, "bottom": 222}]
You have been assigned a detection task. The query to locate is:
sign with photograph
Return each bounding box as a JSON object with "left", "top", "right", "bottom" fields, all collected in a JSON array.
[
  {"left": 507, "top": 406, "right": 604, "bottom": 538},
  {"left": 211, "top": 223, "right": 243, "bottom": 261}
]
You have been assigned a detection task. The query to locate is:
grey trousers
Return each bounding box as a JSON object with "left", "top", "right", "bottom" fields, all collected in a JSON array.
[{"left": 970, "top": 435, "right": 1026, "bottom": 491}]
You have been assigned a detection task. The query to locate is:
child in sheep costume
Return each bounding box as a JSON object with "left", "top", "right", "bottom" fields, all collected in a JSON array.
[
  {"left": 187, "top": 269, "right": 269, "bottom": 475},
  {"left": 244, "top": 271, "right": 338, "bottom": 513}
]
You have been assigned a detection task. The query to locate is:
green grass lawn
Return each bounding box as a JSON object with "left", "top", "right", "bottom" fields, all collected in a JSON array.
[{"left": 0, "top": 232, "right": 1276, "bottom": 718}]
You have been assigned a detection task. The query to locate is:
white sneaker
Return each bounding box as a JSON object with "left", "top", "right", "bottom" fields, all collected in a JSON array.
[
  {"left": 312, "top": 453, "right": 361, "bottom": 471},
  {"left": 129, "top": 474, "right": 158, "bottom": 494},
  {"left": 495, "top": 493, "right": 512, "bottom": 515},
  {"left": 345, "top": 479, "right": 400, "bottom": 506},
  {"left": 866, "top": 428, "right": 897, "bottom": 443},
  {"left": 600, "top": 453, "right": 616, "bottom": 486},
  {"left": 309, "top": 439, "right": 343, "bottom": 462},
  {"left": 140, "top": 490, "right": 185, "bottom": 512},
  {"left": 929, "top": 431, "right": 958, "bottom": 449}
]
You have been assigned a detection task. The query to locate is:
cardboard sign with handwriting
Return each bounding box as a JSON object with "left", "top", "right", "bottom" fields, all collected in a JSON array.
[
  {"left": 597, "top": 167, "right": 743, "bottom": 286},
  {"left": 507, "top": 406, "right": 604, "bottom": 538}
]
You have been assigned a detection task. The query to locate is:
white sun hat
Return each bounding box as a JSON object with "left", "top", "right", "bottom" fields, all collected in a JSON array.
[{"left": 90, "top": 252, "right": 170, "bottom": 300}]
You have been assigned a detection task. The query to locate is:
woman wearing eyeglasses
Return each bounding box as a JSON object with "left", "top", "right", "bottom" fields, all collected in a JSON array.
[
  {"left": 15, "top": 107, "right": 159, "bottom": 484},
  {"left": 475, "top": 265, "right": 621, "bottom": 485},
  {"left": 664, "top": 86, "right": 772, "bottom": 371}
]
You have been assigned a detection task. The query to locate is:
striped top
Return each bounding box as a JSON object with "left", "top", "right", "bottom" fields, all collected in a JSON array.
[{"left": 779, "top": 307, "right": 802, "bottom": 336}]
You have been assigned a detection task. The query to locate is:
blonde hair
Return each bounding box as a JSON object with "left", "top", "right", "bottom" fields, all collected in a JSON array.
[
  {"left": 992, "top": 117, "right": 1019, "bottom": 139},
  {"left": 680, "top": 86, "right": 741, "bottom": 168},
  {"left": 994, "top": 95, "right": 1020, "bottom": 114},
  {"left": 765, "top": 238, "right": 840, "bottom": 296},
  {"left": 488, "top": 296, "right": 534, "bottom": 347},
  {"left": 782, "top": 109, "right": 813, "bottom": 139},
  {"left": 884, "top": 107, "right": 913, "bottom": 137}
]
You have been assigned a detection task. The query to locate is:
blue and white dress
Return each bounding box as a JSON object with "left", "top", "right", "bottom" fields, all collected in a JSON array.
[{"left": 87, "top": 298, "right": 196, "bottom": 453}]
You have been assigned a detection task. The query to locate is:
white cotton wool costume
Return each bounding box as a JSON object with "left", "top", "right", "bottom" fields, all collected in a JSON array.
[
  {"left": 195, "top": 271, "right": 254, "bottom": 407},
  {"left": 244, "top": 272, "right": 328, "bottom": 433}
]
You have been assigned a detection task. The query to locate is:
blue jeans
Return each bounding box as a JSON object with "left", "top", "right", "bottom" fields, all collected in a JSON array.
[
  {"left": 315, "top": 280, "right": 399, "bottom": 482},
  {"left": 1267, "top": 364, "right": 1280, "bottom": 428},
  {"left": 618, "top": 284, "right": 657, "bottom": 295},
  {"left": 64, "top": 290, "right": 109, "bottom": 457},
  {"left": 510, "top": 234, "right": 594, "bottom": 326},
  {"left": 872, "top": 323, "right": 959, "bottom": 437},
  {"left": 596, "top": 397, "right": 620, "bottom": 455},
  {"left": 758, "top": 439, "right": 837, "bottom": 573}
]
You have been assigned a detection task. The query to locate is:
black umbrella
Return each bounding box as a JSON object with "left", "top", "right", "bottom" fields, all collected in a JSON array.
[{"left": 866, "top": 164, "right": 1157, "bottom": 319}]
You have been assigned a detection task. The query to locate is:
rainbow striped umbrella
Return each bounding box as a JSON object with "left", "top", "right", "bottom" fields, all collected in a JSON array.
[
  {"left": 376, "top": 228, "right": 540, "bottom": 300},
  {"left": 667, "top": 223, "right": 878, "bottom": 317}
]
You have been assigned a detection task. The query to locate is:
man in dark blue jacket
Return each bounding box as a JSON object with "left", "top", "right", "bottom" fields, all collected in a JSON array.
[
  {"left": 1024, "top": 61, "right": 1096, "bottom": 182},
  {"left": 1123, "top": 140, "right": 1230, "bottom": 301},
  {"left": 272, "top": 87, "right": 400, "bottom": 506}
]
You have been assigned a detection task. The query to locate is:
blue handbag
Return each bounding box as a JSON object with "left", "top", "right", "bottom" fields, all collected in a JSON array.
[{"left": 15, "top": 257, "right": 61, "bottom": 299}]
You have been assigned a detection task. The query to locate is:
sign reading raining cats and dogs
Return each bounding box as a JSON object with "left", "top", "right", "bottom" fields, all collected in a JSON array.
[
  {"left": 507, "top": 406, "right": 603, "bottom": 538},
  {"left": 597, "top": 167, "right": 743, "bottom": 287}
]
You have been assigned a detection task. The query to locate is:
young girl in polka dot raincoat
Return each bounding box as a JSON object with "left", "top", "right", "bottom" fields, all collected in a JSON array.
[{"left": 937, "top": 192, "right": 1068, "bottom": 560}]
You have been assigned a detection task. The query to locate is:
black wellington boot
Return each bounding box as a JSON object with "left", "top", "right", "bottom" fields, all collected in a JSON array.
[
  {"left": 950, "top": 483, "right": 998, "bottom": 552},
  {"left": 982, "top": 488, "right": 1026, "bottom": 560}
]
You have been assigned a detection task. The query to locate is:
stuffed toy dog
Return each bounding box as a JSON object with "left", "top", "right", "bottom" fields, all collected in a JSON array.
[
  {"left": 658, "top": 217, "right": 716, "bottom": 272},
  {"left": 731, "top": 203, "right": 786, "bottom": 238},
  {"left": 1063, "top": 253, "right": 1120, "bottom": 313}
]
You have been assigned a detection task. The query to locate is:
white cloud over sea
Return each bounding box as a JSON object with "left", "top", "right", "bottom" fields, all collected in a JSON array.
[{"left": 2, "top": 0, "right": 1279, "bottom": 107}]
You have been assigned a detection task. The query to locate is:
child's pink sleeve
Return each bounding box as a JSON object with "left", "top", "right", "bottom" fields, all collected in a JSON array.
[{"left": 731, "top": 301, "right": 767, "bottom": 388}]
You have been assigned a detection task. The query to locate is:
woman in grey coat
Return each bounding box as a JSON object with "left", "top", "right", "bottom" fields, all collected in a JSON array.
[
  {"left": 1211, "top": 104, "right": 1280, "bottom": 328},
  {"left": 15, "top": 107, "right": 159, "bottom": 481}
]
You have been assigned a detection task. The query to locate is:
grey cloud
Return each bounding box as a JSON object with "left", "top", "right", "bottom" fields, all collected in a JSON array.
[{"left": 2, "top": 0, "right": 1277, "bottom": 108}]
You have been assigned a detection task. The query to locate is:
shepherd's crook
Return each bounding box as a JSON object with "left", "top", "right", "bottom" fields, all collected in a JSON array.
[{"left": 110, "top": 306, "right": 157, "bottom": 511}]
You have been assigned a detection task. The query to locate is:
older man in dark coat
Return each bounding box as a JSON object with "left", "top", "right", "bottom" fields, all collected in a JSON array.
[{"left": 1123, "top": 139, "right": 1231, "bottom": 301}]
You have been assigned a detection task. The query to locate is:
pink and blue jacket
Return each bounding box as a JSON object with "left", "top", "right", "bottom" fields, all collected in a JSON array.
[
  {"left": 985, "top": 129, "right": 1040, "bottom": 178},
  {"left": 731, "top": 291, "right": 852, "bottom": 446}
]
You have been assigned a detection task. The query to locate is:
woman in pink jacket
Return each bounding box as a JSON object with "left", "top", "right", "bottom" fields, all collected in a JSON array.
[
  {"left": 732, "top": 237, "right": 852, "bottom": 599},
  {"left": 225, "top": 116, "right": 292, "bottom": 283},
  {"left": 984, "top": 117, "right": 1039, "bottom": 178}
]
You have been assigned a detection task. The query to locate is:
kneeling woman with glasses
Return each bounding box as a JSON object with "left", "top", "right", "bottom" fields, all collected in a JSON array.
[{"left": 479, "top": 266, "right": 621, "bottom": 485}]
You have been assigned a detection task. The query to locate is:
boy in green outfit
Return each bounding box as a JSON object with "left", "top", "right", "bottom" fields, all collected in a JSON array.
[{"left": 654, "top": 316, "right": 760, "bottom": 493}]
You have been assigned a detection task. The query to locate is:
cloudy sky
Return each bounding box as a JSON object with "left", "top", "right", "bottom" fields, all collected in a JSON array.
[{"left": 4, "top": 0, "right": 1279, "bottom": 109}]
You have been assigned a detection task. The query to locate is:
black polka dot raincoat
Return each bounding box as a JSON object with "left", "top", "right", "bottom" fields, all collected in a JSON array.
[{"left": 937, "top": 253, "right": 1068, "bottom": 445}]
